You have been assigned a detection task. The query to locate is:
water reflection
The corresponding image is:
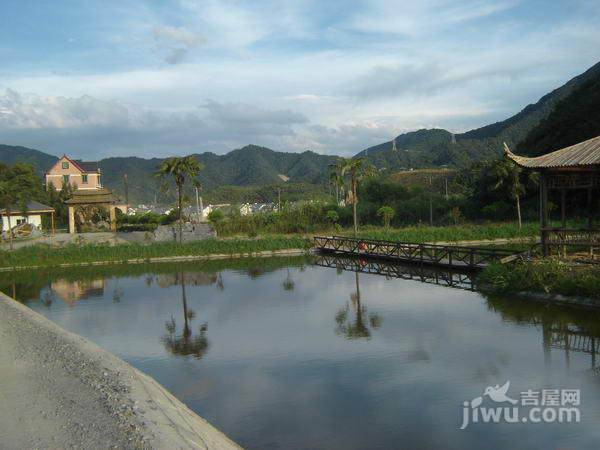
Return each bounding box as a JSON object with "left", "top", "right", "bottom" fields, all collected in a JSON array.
[
  {"left": 314, "top": 253, "right": 476, "bottom": 290},
  {"left": 5, "top": 256, "right": 600, "bottom": 449},
  {"left": 162, "top": 272, "right": 209, "bottom": 358},
  {"left": 335, "top": 272, "right": 381, "bottom": 339},
  {"left": 486, "top": 295, "right": 600, "bottom": 373}
]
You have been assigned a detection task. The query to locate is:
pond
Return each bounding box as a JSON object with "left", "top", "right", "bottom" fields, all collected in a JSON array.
[{"left": 3, "top": 255, "right": 600, "bottom": 450}]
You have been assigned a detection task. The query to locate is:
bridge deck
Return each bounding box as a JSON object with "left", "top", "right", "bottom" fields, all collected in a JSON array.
[{"left": 313, "top": 235, "right": 528, "bottom": 270}]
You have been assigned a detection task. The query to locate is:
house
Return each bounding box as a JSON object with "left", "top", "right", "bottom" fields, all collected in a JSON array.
[
  {"left": 45, "top": 155, "right": 102, "bottom": 191},
  {"left": 0, "top": 200, "right": 55, "bottom": 233}
]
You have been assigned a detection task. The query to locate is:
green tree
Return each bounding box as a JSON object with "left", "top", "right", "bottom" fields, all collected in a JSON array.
[
  {"left": 377, "top": 206, "right": 395, "bottom": 228},
  {"left": 0, "top": 163, "right": 44, "bottom": 249},
  {"left": 340, "top": 158, "right": 375, "bottom": 236},
  {"left": 155, "top": 156, "right": 203, "bottom": 242},
  {"left": 207, "top": 209, "right": 225, "bottom": 230},
  {"left": 490, "top": 158, "right": 535, "bottom": 229},
  {"left": 325, "top": 210, "right": 339, "bottom": 227}
]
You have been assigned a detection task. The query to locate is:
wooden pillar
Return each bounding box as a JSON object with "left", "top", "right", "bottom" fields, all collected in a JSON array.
[
  {"left": 68, "top": 206, "right": 76, "bottom": 234},
  {"left": 561, "top": 188, "right": 567, "bottom": 258},
  {"left": 540, "top": 172, "right": 548, "bottom": 257},
  {"left": 588, "top": 187, "right": 593, "bottom": 229},
  {"left": 51, "top": 211, "right": 55, "bottom": 236},
  {"left": 109, "top": 205, "right": 117, "bottom": 232}
]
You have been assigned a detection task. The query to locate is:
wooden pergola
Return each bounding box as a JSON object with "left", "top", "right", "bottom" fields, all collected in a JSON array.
[
  {"left": 505, "top": 136, "right": 600, "bottom": 257},
  {"left": 64, "top": 188, "right": 118, "bottom": 234}
]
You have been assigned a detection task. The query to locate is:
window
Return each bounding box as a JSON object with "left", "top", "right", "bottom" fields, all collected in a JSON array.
[
  {"left": 62, "top": 161, "right": 69, "bottom": 169},
  {"left": 63, "top": 175, "right": 69, "bottom": 184},
  {"left": 82, "top": 174, "right": 88, "bottom": 184}
]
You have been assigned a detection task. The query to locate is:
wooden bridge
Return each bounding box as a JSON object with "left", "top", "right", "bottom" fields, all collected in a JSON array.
[{"left": 313, "top": 236, "right": 529, "bottom": 270}]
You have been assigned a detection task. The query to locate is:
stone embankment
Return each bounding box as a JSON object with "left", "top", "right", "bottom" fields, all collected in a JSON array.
[{"left": 0, "top": 291, "right": 241, "bottom": 449}]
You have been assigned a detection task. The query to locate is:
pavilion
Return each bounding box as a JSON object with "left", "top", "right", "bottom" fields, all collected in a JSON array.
[{"left": 504, "top": 135, "right": 600, "bottom": 257}]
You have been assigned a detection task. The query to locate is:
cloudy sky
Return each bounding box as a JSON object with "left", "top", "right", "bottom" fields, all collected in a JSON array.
[{"left": 1, "top": 0, "right": 599, "bottom": 159}]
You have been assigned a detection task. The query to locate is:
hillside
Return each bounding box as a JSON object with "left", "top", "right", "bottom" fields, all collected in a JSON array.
[
  {"left": 357, "top": 61, "right": 600, "bottom": 170},
  {"left": 0, "top": 144, "right": 339, "bottom": 204},
  {"left": 0, "top": 145, "right": 58, "bottom": 173},
  {"left": 516, "top": 70, "right": 600, "bottom": 156}
]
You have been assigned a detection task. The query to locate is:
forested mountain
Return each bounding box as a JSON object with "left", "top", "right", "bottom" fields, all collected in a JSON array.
[
  {"left": 0, "top": 144, "right": 339, "bottom": 203},
  {"left": 516, "top": 68, "right": 600, "bottom": 156},
  {"left": 0, "top": 145, "right": 58, "bottom": 173},
  {"left": 1, "top": 60, "right": 599, "bottom": 203},
  {"left": 357, "top": 61, "right": 600, "bottom": 170}
]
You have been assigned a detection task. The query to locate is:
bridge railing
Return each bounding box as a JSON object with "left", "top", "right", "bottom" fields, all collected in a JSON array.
[{"left": 313, "top": 235, "right": 530, "bottom": 269}]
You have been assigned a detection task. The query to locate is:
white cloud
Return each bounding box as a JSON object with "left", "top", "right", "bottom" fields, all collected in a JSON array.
[{"left": 152, "top": 25, "right": 205, "bottom": 64}]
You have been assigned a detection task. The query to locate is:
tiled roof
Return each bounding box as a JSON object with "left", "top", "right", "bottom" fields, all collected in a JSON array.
[
  {"left": 74, "top": 160, "right": 100, "bottom": 172},
  {"left": 505, "top": 135, "right": 600, "bottom": 169},
  {"left": 0, "top": 200, "right": 55, "bottom": 214},
  {"left": 65, "top": 188, "right": 118, "bottom": 204}
]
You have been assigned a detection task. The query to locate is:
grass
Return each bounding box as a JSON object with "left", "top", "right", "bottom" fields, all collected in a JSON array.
[
  {"left": 340, "top": 222, "right": 540, "bottom": 243},
  {"left": 0, "top": 236, "right": 311, "bottom": 269},
  {"left": 478, "top": 259, "right": 600, "bottom": 300}
]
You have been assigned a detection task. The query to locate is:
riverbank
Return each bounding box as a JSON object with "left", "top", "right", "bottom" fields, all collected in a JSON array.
[
  {"left": 0, "top": 291, "right": 241, "bottom": 449},
  {"left": 478, "top": 259, "right": 600, "bottom": 302},
  {"left": 0, "top": 236, "right": 311, "bottom": 270}
]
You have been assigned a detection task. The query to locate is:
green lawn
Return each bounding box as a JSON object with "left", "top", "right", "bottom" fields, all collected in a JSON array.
[
  {"left": 0, "top": 236, "right": 311, "bottom": 269},
  {"left": 340, "top": 222, "right": 540, "bottom": 243},
  {"left": 479, "top": 259, "right": 600, "bottom": 300}
]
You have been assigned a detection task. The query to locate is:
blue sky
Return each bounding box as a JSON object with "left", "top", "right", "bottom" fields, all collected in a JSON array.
[{"left": 0, "top": 0, "right": 599, "bottom": 159}]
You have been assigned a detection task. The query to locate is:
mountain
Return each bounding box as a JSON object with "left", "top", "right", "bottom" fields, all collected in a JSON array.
[
  {"left": 0, "top": 144, "right": 339, "bottom": 204},
  {"left": 0, "top": 145, "right": 58, "bottom": 173},
  {"left": 357, "top": 60, "right": 600, "bottom": 170},
  {"left": 516, "top": 67, "right": 600, "bottom": 156}
]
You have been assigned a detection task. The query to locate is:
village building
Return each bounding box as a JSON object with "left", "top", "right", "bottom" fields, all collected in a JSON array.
[
  {"left": 45, "top": 155, "right": 103, "bottom": 191},
  {"left": 0, "top": 200, "right": 56, "bottom": 234},
  {"left": 45, "top": 155, "right": 121, "bottom": 234}
]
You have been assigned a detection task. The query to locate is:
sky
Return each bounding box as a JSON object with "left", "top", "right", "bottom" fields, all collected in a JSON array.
[{"left": 0, "top": 0, "right": 599, "bottom": 159}]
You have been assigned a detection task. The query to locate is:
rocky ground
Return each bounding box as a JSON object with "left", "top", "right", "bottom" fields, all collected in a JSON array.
[{"left": 0, "top": 293, "right": 240, "bottom": 449}]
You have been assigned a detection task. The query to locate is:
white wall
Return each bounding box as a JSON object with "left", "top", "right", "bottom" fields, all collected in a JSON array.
[{"left": 1, "top": 214, "right": 42, "bottom": 232}]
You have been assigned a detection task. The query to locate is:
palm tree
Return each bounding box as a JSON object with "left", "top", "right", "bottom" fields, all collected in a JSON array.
[
  {"left": 340, "top": 158, "right": 375, "bottom": 236},
  {"left": 377, "top": 206, "right": 395, "bottom": 228},
  {"left": 155, "top": 156, "right": 203, "bottom": 242},
  {"left": 491, "top": 159, "right": 530, "bottom": 229},
  {"left": 329, "top": 164, "right": 344, "bottom": 205}
]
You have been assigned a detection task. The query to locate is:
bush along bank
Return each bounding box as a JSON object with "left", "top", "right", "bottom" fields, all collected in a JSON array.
[
  {"left": 0, "top": 236, "right": 312, "bottom": 269},
  {"left": 478, "top": 259, "right": 600, "bottom": 301}
]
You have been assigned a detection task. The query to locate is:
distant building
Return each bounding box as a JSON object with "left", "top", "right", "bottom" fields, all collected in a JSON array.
[{"left": 45, "top": 155, "right": 102, "bottom": 191}]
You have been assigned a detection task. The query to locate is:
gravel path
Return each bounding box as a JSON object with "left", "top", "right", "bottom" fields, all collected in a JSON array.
[{"left": 0, "top": 292, "right": 241, "bottom": 449}]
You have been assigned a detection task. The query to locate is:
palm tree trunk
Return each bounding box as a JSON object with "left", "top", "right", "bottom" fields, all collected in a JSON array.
[
  {"left": 516, "top": 193, "right": 522, "bottom": 229},
  {"left": 177, "top": 184, "right": 183, "bottom": 243}
]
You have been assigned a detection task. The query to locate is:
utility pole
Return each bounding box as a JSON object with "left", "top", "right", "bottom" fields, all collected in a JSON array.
[
  {"left": 445, "top": 177, "right": 449, "bottom": 200},
  {"left": 124, "top": 173, "right": 129, "bottom": 211},
  {"left": 429, "top": 176, "right": 434, "bottom": 227},
  {"left": 278, "top": 188, "right": 281, "bottom": 212}
]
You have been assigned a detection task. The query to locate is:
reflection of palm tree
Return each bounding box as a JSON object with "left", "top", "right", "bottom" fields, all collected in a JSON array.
[
  {"left": 162, "top": 272, "right": 209, "bottom": 358},
  {"left": 283, "top": 268, "right": 295, "bottom": 291},
  {"left": 335, "top": 272, "right": 381, "bottom": 339}
]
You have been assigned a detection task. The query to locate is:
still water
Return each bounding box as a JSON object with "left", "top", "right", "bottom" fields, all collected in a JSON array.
[{"left": 5, "top": 256, "right": 600, "bottom": 449}]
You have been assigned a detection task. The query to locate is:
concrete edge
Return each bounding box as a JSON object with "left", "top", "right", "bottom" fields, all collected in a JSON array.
[
  {"left": 0, "top": 291, "right": 242, "bottom": 450},
  {"left": 0, "top": 248, "right": 311, "bottom": 272}
]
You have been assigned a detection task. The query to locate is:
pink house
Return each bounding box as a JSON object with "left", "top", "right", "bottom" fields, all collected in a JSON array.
[{"left": 45, "top": 155, "right": 102, "bottom": 191}]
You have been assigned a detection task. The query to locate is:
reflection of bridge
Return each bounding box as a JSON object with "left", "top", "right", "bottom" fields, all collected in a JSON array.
[
  {"left": 314, "top": 254, "right": 476, "bottom": 291},
  {"left": 543, "top": 323, "right": 600, "bottom": 371}
]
